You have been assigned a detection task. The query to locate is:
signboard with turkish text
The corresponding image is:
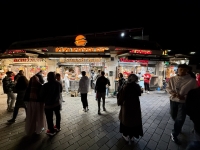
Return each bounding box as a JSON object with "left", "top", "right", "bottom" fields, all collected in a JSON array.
[
  {"left": 119, "top": 58, "right": 148, "bottom": 64},
  {"left": 13, "top": 58, "right": 45, "bottom": 62},
  {"left": 59, "top": 58, "right": 102, "bottom": 63},
  {"left": 4, "top": 50, "right": 26, "bottom": 54},
  {"left": 55, "top": 47, "right": 109, "bottom": 52}
]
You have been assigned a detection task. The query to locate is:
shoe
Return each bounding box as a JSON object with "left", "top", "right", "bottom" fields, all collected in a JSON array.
[
  {"left": 46, "top": 129, "right": 56, "bottom": 136},
  {"left": 62, "top": 101, "right": 65, "bottom": 102},
  {"left": 171, "top": 133, "right": 181, "bottom": 145},
  {"left": 98, "top": 111, "right": 101, "bottom": 115},
  {"left": 7, "top": 119, "right": 15, "bottom": 123},
  {"left": 103, "top": 108, "right": 106, "bottom": 111},
  {"left": 83, "top": 108, "right": 86, "bottom": 112},
  {"left": 86, "top": 107, "right": 89, "bottom": 111},
  {"left": 147, "top": 91, "right": 149, "bottom": 94},
  {"left": 54, "top": 125, "right": 61, "bottom": 132},
  {"left": 122, "top": 135, "right": 129, "bottom": 141}
]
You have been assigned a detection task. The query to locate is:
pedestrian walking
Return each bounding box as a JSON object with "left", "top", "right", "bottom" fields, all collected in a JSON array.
[
  {"left": 78, "top": 71, "right": 89, "bottom": 112},
  {"left": 2, "top": 71, "right": 16, "bottom": 111},
  {"left": 40, "top": 72, "right": 62, "bottom": 136},
  {"left": 95, "top": 71, "right": 110, "bottom": 115},
  {"left": 166, "top": 64, "right": 198, "bottom": 144},
  {"left": 117, "top": 74, "right": 143, "bottom": 143},
  {"left": 7, "top": 75, "right": 29, "bottom": 123}
]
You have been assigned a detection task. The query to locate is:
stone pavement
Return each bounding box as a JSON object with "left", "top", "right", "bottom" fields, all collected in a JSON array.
[{"left": 0, "top": 89, "right": 198, "bottom": 150}]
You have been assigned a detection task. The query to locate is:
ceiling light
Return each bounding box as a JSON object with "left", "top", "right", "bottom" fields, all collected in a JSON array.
[
  {"left": 121, "top": 32, "right": 125, "bottom": 37},
  {"left": 167, "top": 50, "right": 171, "bottom": 52},
  {"left": 190, "top": 52, "right": 195, "bottom": 54}
]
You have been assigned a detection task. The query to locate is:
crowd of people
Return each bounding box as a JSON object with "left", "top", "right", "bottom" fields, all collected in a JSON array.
[{"left": 1, "top": 65, "right": 200, "bottom": 149}]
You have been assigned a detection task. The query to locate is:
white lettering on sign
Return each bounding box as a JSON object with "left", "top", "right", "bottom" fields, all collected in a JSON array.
[
  {"left": 13, "top": 58, "right": 44, "bottom": 62},
  {"left": 59, "top": 58, "right": 102, "bottom": 63}
]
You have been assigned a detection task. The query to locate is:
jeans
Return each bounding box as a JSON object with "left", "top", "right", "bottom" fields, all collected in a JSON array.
[
  {"left": 7, "top": 92, "right": 16, "bottom": 109},
  {"left": 106, "top": 88, "right": 109, "bottom": 97},
  {"left": 144, "top": 83, "right": 150, "bottom": 91},
  {"left": 45, "top": 105, "right": 61, "bottom": 132},
  {"left": 97, "top": 92, "right": 105, "bottom": 111},
  {"left": 81, "top": 93, "right": 88, "bottom": 109},
  {"left": 170, "top": 101, "right": 186, "bottom": 137}
]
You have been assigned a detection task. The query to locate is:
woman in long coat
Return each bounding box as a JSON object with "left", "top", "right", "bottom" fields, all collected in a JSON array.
[
  {"left": 25, "top": 75, "right": 46, "bottom": 135},
  {"left": 117, "top": 74, "right": 143, "bottom": 142}
]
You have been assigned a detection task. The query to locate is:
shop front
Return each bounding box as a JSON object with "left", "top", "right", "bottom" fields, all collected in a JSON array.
[
  {"left": 0, "top": 58, "right": 57, "bottom": 81},
  {"left": 55, "top": 57, "right": 105, "bottom": 91}
]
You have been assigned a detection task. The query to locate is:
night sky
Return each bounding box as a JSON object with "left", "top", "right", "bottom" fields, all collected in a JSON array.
[{"left": 0, "top": 1, "right": 200, "bottom": 52}]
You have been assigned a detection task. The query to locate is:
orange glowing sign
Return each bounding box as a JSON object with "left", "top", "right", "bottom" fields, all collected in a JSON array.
[
  {"left": 129, "top": 50, "right": 152, "bottom": 54},
  {"left": 75, "top": 35, "right": 87, "bottom": 46},
  {"left": 55, "top": 47, "right": 108, "bottom": 52}
]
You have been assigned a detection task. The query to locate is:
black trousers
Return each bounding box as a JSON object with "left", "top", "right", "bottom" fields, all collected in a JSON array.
[
  {"left": 144, "top": 83, "right": 150, "bottom": 91},
  {"left": 12, "top": 107, "right": 27, "bottom": 120},
  {"left": 45, "top": 105, "right": 61, "bottom": 132},
  {"left": 97, "top": 92, "right": 105, "bottom": 111},
  {"left": 81, "top": 93, "right": 88, "bottom": 109}
]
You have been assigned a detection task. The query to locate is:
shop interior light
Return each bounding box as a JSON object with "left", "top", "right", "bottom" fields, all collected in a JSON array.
[
  {"left": 190, "top": 52, "right": 195, "bottom": 54},
  {"left": 167, "top": 50, "right": 171, "bottom": 52},
  {"left": 121, "top": 32, "right": 125, "bottom": 37}
]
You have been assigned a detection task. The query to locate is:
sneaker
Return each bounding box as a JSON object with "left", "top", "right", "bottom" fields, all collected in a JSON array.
[
  {"left": 7, "top": 119, "right": 15, "bottom": 123},
  {"left": 147, "top": 91, "right": 149, "bottom": 94},
  {"left": 122, "top": 135, "right": 129, "bottom": 141},
  {"left": 54, "top": 125, "right": 61, "bottom": 132},
  {"left": 86, "top": 107, "right": 89, "bottom": 111},
  {"left": 46, "top": 130, "right": 56, "bottom": 136},
  {"left": 171, "top": 133, "right": 181, "bottom": 145}
]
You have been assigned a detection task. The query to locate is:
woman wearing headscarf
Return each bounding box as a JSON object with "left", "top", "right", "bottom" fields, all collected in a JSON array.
[
  {"left": 25, "top": 75, "right": 46, "bottom": 135},
  {"left": 117, "top": 74, "right": 143, "bottom": 143}
]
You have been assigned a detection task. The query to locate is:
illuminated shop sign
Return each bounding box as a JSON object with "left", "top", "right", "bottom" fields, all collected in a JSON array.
[
  {"left": 75, "top": 35, "right": 87, "bottom": 46},
  {"left": 60, "top": 58, "right": 102, "bottom": 63},
  {"left": 129, "top": 50, "right": 152, "bottom": 54},
  {"left": 55, "top": 47, "right": 109, "bottom": 52},
  {"left": 13, "top": 58, "right": 45, "bottom": 62},
  {"left": 119, "top": 58, "right": 148, "bottom": 64},
  {"left": 4, "top": 50, "right": 26, "bottom": 54},
  {"left": 162, "top": 50, "right": 168, "bottom": 55}
]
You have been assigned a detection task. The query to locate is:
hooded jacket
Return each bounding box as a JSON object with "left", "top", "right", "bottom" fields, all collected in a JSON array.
[
  {"left": 2, "top": 76, "right": 15, "bottom": 93},
  {"left": 78, "top": 76, "right": 89, "bottom": 93}
]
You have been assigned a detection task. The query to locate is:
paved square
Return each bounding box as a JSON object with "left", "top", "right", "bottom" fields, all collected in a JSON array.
[{"left": 0, "top": 90, "right": 198, "bottom": 150}]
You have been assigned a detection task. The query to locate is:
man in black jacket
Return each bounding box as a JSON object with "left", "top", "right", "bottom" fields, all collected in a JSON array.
[
  {"left": 95, "top": 71, "right": 110, "bottom": 115},
  {"left": 2, "top": 71, "right": 16, "bottom": 111},
  {"left": 40, "top": 72, "right": 62, "bottom": 136}
]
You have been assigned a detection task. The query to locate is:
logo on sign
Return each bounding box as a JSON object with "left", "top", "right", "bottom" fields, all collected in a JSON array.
[{"left": 75, "top": 35, "right": 87, "bottom": 46}]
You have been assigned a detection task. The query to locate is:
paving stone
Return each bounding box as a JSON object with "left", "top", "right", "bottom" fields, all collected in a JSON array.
[
  {"left": 96, "top": 137, "right": 109, "bottom": 147},
  {"left": 160, "top": 133, "right": 170, "bottom": 143},
  {"left": 106, "top": 137, "right": 118, "bottom": 148},
  {"left": 87, "top": 144, "right": 99, "bottom": 150},
  {"left": 146, "top": 139, "right": 157, "bottom": 150},
  {"left": 155, "top": 128, "right": 164, "bottom": 135},
  {"left": 156, "top": 140, "right": 168, "bottom": 150},
  {"left": 151, "top": 133, "right": 161, "bottom": 142},
  {"left": 137, "top": 139, "right": 147, "bottom": 150}
]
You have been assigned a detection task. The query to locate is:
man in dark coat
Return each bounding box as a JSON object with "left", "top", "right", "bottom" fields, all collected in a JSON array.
[
  {"left": 2, "top": 71, "right": 16, "bottom": 111},
  {"left": 36, "top": 70, "right": 44, "bottom": 84},
  {"left": 95, "top": 71, "right": 110, "bottom": 115}
]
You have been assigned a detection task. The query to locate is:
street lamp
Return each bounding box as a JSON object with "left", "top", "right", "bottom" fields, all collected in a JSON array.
[{"left": 121, "top": 32, "right": 125, "bottom": 37}]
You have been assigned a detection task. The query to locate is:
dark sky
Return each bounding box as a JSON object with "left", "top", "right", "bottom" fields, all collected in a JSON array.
[{"left": 1, "top": 1, "right": 200, "bottom": 52}]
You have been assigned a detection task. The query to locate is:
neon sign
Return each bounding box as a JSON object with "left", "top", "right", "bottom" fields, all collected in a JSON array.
[
  {"left": 4, "top": 50, "right": 26, "bottom": 54},
  {"left": 129, "top": 50, "right": 152, "bottom": 54},
  {"left": 119, "top": 58, "right": 148, "bottom": 64},
  {"left": 60, "top": 58, "right": 102, "bottom": 63},
  {"left": 55, "top": 47, "right": 109, "bottom": 52},
  {"left": 75, "top": 35, "right": 87, "bottom": 46}
]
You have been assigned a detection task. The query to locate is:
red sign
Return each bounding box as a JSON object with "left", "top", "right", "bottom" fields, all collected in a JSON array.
[
  {"left": 129, "top": 50, "right": 152, "bottom": 54},
  {"left": 4, "top": 50, "right": 26, "bottom": 54},
  {"left": 119, "top": 58, "right": 148, "bottom": 64}
]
